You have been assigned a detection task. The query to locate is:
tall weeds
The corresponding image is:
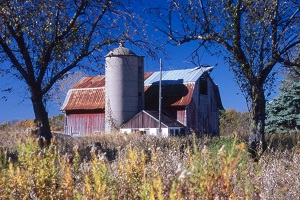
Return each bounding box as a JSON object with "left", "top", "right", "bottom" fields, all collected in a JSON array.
[{"left": 0, "top": 133, "right": 299, "bottom": 199}]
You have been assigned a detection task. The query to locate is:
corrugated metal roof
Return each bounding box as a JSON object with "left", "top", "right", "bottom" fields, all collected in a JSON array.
[
  {"left": 144, "top": 67, "right": 213, "bottom": 86},
  {"left": 62, "top": 67, "right": 213, "bottom": 110},
  {"left": 61, "top": 88, "right": 105, "bottom": 110},
  {"left": 72, "top": 75, "right": 105, "bottom": 89},
  {"left": 144, "top": 83, "right": 195, "bottom": 108},
  {"left": 144, "top": 72, "right": 154, "bottom": 80}
]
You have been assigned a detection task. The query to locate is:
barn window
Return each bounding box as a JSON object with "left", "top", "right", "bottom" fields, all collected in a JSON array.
[{"left": 200, "top": 77, "right": 208, "bottom": 95}]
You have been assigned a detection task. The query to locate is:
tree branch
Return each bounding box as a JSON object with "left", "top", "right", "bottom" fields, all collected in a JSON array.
[
  {"left": 2, "top": 1, "right": 35, "bottom": 82},
  {"left": 36, "top": 0, "right": 88, "bottom": 85},
  {"left": 0, "top": 37, "right": 28, "bottom": 79}
]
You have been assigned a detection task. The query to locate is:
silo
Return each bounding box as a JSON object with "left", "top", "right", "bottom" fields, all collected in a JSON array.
[{"left": 105, "top": 42, "right": 144, "bottom": 132}]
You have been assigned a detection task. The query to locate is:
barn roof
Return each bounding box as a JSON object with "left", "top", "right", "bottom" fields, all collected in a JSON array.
[
  {"left": 61, "top": 88, "right": 105, "bottom": 110},
  {"left": 61, "top": 67, "right": 216, "bottom": 111},
  {"left": 144, "top": 67, "right": 213, "bottom": 86},
  {"left": 121, "top": 110, "right": 185, "bottom": 129},
  {"left": 144, "top": 83, "right": 195, "bottom": 109},
  {"left": 71, "top": 75, "right": 105, "bottom": 88}
]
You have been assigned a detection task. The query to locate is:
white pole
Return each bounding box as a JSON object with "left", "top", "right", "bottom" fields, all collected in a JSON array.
[{"left": 158, "top": 59, "right": 162, "bottom": 136}]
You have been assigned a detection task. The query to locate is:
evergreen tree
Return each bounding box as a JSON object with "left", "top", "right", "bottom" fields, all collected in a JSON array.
[{"left": 266, "top": 66, "right": 300, "bottom": 134}]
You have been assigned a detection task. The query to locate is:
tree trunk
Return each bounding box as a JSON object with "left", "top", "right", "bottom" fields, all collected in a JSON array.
[
  {"left": 248, "top": 84, "right": 267, "bottom": 161},
  {"left": 30, "top": 88, "right": 52, "bottom": 146}
]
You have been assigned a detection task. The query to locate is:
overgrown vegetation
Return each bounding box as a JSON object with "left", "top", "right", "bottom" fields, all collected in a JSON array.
[
  {"left": 219, "top": 109, "right": 251, "bottom": 137},
  {"left": 0, "top": 131, "right": 299, "bottom": 199},
  {"left": 0, "top": 114, "right": 65, "bottom": 132}
]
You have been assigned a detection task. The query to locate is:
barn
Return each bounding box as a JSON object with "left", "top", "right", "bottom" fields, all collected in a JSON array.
[{"left": 61, "top": 43, "right": 223, "bottom": 137}]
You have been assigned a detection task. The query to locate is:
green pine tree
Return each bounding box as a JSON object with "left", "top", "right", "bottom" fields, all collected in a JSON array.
[{"left": 266, "top": 66, "right": 300, "bottom": 134}]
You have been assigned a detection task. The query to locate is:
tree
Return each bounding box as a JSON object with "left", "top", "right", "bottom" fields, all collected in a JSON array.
[
  {"left": 151, "top": 0, "right": 300, "bottom": 159},
  {"left": 0, "top": 0, "right": 153, "bottom": 143},
  {"left": 49, "top": 114, "right": 65, "bottom": 132},
  {"left": 219, "top": 109, "right": 251, "bottom": 137},
  {"left": 266, "top": 62, "right": 300, "bottom": 134},
  {"left": 50, "top": 71, "right": 86, "bottom": 106}
]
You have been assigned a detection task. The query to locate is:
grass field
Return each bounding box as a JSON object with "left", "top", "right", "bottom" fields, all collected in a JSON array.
[{"left": 0, "top": 131, "right": 299, "bottom": 199}]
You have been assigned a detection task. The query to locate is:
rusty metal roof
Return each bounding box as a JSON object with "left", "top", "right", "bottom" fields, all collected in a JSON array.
[
  {"left": 61, "top": 88, "right": 105, "bottom": 110},
  {"left": 72, "top": 75, "right": 105, "bottom": 89},
  {"left": 144, "top": 72, "right": 154, "bottom": 80},
  {"left": 144, "top": 83, "right": 195, "bottom": 109},
  {"left": 62, "top": 68, "right": 210, "bottom": 111},
  {"left": 62, "top": 82, "right": 194, "bottom": 111}
]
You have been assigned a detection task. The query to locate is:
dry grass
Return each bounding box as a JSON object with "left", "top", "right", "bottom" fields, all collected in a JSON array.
[{"left": 0, "top": 131, "right": 299, "bottom": 199}]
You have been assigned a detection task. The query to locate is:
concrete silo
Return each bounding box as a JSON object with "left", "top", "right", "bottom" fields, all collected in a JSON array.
[{"left": 105, "top": 42, "right": 144, "bottom": 132}]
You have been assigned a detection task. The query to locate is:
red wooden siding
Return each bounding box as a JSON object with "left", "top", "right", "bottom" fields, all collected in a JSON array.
[
  {"left": 65, "top": 112, "right": 105, "bottom": 135},
  {"left": 122, "top": 111, "right": 167, "bottom": 128},
  {"left": 177, "top": 110, "right": 186, "bottom": 125},
  {"left": 121, "top": 111, "right": 184, "bottom": 129}
]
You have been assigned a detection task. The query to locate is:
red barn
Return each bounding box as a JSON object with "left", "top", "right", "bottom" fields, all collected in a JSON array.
[{"left": 61, "top": 67, "right": 223, "bottom": 136}]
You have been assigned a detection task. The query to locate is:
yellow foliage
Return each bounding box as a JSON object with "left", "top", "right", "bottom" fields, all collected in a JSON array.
[{"left": 0, "top": 136, "right": 265, "bottom": 199}]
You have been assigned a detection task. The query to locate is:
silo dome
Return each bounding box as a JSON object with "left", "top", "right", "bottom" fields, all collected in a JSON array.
[
  {"left": 105, "top": 42, "right": 144, "bottom": 133},
  {"left": 106, "top": 42, "right": 136, "bottom": 56}
]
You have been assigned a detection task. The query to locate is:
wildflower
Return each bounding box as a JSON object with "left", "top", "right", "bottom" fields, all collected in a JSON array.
[
  {"left": 98, "top": 152, "right": 108, "bottom": 162},
  {"left": 201, "top": 145, "right": 209, "bottom": 156},
  {"left": 73, "top": 144, "right": 79, "bottom": 151},
  {"left": 62, "top": 153, "right": 73, "bottom": 164},
  {"left": 175, "top": 163, "right": 183, "bottom": 175},
  {"left": 167, "top": 174, "right": 174, "bottom": 179},
  {"left": 90, "top": 146, "right": 97, "bottom": 154},
  {"left": 178, "top": 169, "right": 192, "bottom": 180},
  {"left": 37, "top": 151, "right": 44, "bottom": 158},
  {"left": 218, "top": 145, "right": 227, "bottom": 155}
]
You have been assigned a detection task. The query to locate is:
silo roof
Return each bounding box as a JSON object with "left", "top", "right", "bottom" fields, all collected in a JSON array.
[{"left": 106, "top": 42, "right": 137, "bottom": 56}]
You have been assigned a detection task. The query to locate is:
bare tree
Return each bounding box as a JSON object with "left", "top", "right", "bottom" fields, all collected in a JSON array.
[
  {"left": 151, "top": 0, "right": 300, "bottom": 159},
  {"left": 51, "top": 71, "right": 86, "bottom": 106},
  {"left": 0, "top": 0, "right": 155, "bottom": 143}
]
